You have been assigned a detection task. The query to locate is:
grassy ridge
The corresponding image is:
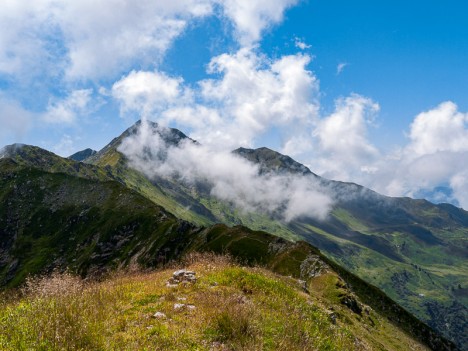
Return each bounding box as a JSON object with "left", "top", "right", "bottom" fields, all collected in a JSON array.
[
  {"left": 84, "top": 137, "right": 467, "bottom": 349},
  {"left": 0, "top": 159, "right": 458, "bottom": 350},
  {"left": 0, "top": 254, "right": 431, "bottom": 351},
  {"left": 1, "top": 139, "right": 464, "bottom": 349}
]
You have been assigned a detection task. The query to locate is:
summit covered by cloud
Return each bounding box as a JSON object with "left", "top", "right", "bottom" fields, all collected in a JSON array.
[{"left": 0, "top": 0, "right": 467, "bottom": 209}]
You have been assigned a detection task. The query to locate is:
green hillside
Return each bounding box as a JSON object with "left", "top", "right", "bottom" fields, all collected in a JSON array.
[
  {"left": 0, "top": 155, "right": 458, "bottom": 350},
  {"left": 78, "top": 122, "right": 467, "bottom": 350}
]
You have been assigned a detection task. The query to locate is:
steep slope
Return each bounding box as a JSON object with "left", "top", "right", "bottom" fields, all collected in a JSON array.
[
  {"left": 0, "top": 158, "right": 303, "bottom": 288},
  {"left": 0, "top": 156, "right": 458, "bottom": 350},
  {"left": 68, "top": 148, "right": 96, "bottom": 161},
  {"left": 86, "top": 120, "right": 217, "bottom": 225},
  {"left": 82, "top": 121, "right": 467, "bottom": 349}
]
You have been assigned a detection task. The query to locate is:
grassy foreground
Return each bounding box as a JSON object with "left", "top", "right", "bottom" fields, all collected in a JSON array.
[{"left": 0, "top": 254, "right": 428, "bottom": 351}]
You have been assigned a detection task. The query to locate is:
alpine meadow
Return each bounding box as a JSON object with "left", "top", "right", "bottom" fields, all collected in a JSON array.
[{"left": 0, "top": 1, "right": 467, "bottom": 350}]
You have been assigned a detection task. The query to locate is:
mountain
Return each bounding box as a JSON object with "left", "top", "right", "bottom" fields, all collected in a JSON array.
[
  {"left": 234, "top": 146, "right": 316, "bottom": 176},
  {"left": 0, "top": 144, "right": 110, "bottom": 181},
  {"left": 80, "top": 121, "right": 467, "bottom": 350},
  {"left": 68, "top": 148, "right": 96, "bottom": 162},
  {"left": 0, "top": 155, "right": 457, "bottom": 350}
]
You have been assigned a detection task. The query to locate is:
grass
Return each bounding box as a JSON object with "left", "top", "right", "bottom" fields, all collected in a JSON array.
[{"left": 0, "top": 254, "right": 429, "bottom": 351}]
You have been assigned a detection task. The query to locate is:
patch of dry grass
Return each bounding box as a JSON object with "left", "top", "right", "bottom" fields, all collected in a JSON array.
[{"left": 0, "top": 253, "right": 427, "bottom": 351}]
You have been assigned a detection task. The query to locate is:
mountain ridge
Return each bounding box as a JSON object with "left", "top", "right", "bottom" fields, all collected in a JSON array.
[
  {"left": 1, "top": 120, "right": 466, "bottom": 349},
  {"left": 0, "top": 156, "right": 458, "bottom": 350},
  {"left": 84, "top": 120, "right": 467, "bottom": 349}
]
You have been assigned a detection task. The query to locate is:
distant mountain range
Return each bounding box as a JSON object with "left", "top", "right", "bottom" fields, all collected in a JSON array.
[{"left": 1, "top": 120, "right": 466, "bottom": 350}]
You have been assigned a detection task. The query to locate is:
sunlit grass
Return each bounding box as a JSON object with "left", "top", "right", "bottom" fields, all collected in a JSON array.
[{"left": 0, "top": 253, "right": 427, "bottom": 351}]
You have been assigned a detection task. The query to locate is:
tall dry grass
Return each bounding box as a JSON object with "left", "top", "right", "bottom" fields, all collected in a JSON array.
[{"left": 0, "top": 253, "right": 378, "bottom": 351}]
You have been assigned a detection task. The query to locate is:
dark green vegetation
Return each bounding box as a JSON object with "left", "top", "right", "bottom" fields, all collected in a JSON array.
[
  {"left": 0, "top": 122, "right": 466, "bottom": 349},
  {"left": 0, "top": 158, "right": 312, "bottom": 288}
]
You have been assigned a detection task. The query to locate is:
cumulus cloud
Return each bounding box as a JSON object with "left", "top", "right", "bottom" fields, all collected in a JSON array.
[
  {"left": 111, "top": 70, "right": 187, "bottom": 119},
  {"left": 218, "top": 0, "right": 299, "bottom": 45},
  {"left": 199, "top": 49, "right": 319, "bottom": 147},
  {"left": 295, "top": 100, "right": 466, "bottom": 210},
  {"left": 366, "top": 102, "right": 468, "bottom": 208},
  {"left": 112, "top": 48, "right": 319, "bottom": 149},
  {"left": 118, "top": 120, "right": 333, "bottom": 221},
  {"left": 55, "top": 0, "right": 215, "bottom": 80},
  {"left": 305, "top": 100, "right": 468, "bottom": 209},
  {"left": 0, "top": 0, "right": 215, "bottom": 80},
  {"left": 0, "top": 0, "right": 298, "bottom": 81},
  {"left": 406, "top": 101, "right": 468, "bottom": 157},
  {"left": 306, "top": 95, "right": 380, "bottom": 181},
  {"left": 450, "top": 170, "right": 468, "bottom": 209},
  {"left": 42, "top": 89, "right": 94, "bottom": 124},
  {"left": 0, "top": 0, "right": 63, "bottom": 80}
]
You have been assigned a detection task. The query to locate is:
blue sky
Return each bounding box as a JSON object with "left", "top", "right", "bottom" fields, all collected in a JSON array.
[{"left": 0, "top": 0, "right": 467, "bottom": 207}]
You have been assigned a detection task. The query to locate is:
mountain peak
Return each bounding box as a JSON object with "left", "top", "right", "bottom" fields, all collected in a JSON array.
[
  {"left": 68, "top": 148, "right": 97, "bottom": 162},
  {"left": 86, "top": 119, "right": 194, "bottom": 167},
  {"left": 234, "top": 146, "right": 317, "bottom": 177}
]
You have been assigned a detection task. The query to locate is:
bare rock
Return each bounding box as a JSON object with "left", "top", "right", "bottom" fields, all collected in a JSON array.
[{"left": 167, "top": 269, "right": 197, "bottom": 285}]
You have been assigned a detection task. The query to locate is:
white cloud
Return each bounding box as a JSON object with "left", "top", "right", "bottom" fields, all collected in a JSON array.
[
  {"left": 0, "top": 0, "right": 65, "bottom": 81},
  {"left": 281, "top": 135, "right": 313, "bottom": 158},
  {"left": 56, "top": 0, "right": 215, "bottom": 80},
  {"left": 359, "top": 102, "right": 468, "bottom": 209},
  {"left": 0, "top": 0, "right": 211, "bottom": 80},
  {"left": 299, "top": 100, "right": 468, "bottom": 209},
  {"left": 218, "top": 0, "right": 299, "bottom": 45},
  {"left": 0, "top": 0, "right": 299, "bottom": 81},
  {"left": 112, "top": 70, "right": 187, "bottom": 119},
  {"left": 42, "top": 89, "right": 94, "bottom": 124},
  {"left": 311, "top": 95, "right": 380, "bottom": 181},
  {"left": 118, "top": 120, "right": 333, "bottom": 221},
  {"left": 406, "top": 101, "right": 468, "bottom": 157},
  {"left": 450, "top": 170, "right": 468, "bottom": 209},
  {"left": 336, "top": 62, "right": 348, "bottom": 75},
  {"left": 197, "top": 49, "right": 319, "bottom": 148},
  {"left": 294, "top": 37, "right": 311, "bottom": 50},
  {"left": 113, "top": 48, "right": 319, "bottom": 150}
]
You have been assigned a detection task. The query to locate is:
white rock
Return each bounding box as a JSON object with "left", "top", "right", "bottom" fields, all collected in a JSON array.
[
  {"left": 174, "top": 303, "right": 185, "bottom": 310},
  {"left": 153, "top": 312, "right": 166, "bottom": 319}
]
